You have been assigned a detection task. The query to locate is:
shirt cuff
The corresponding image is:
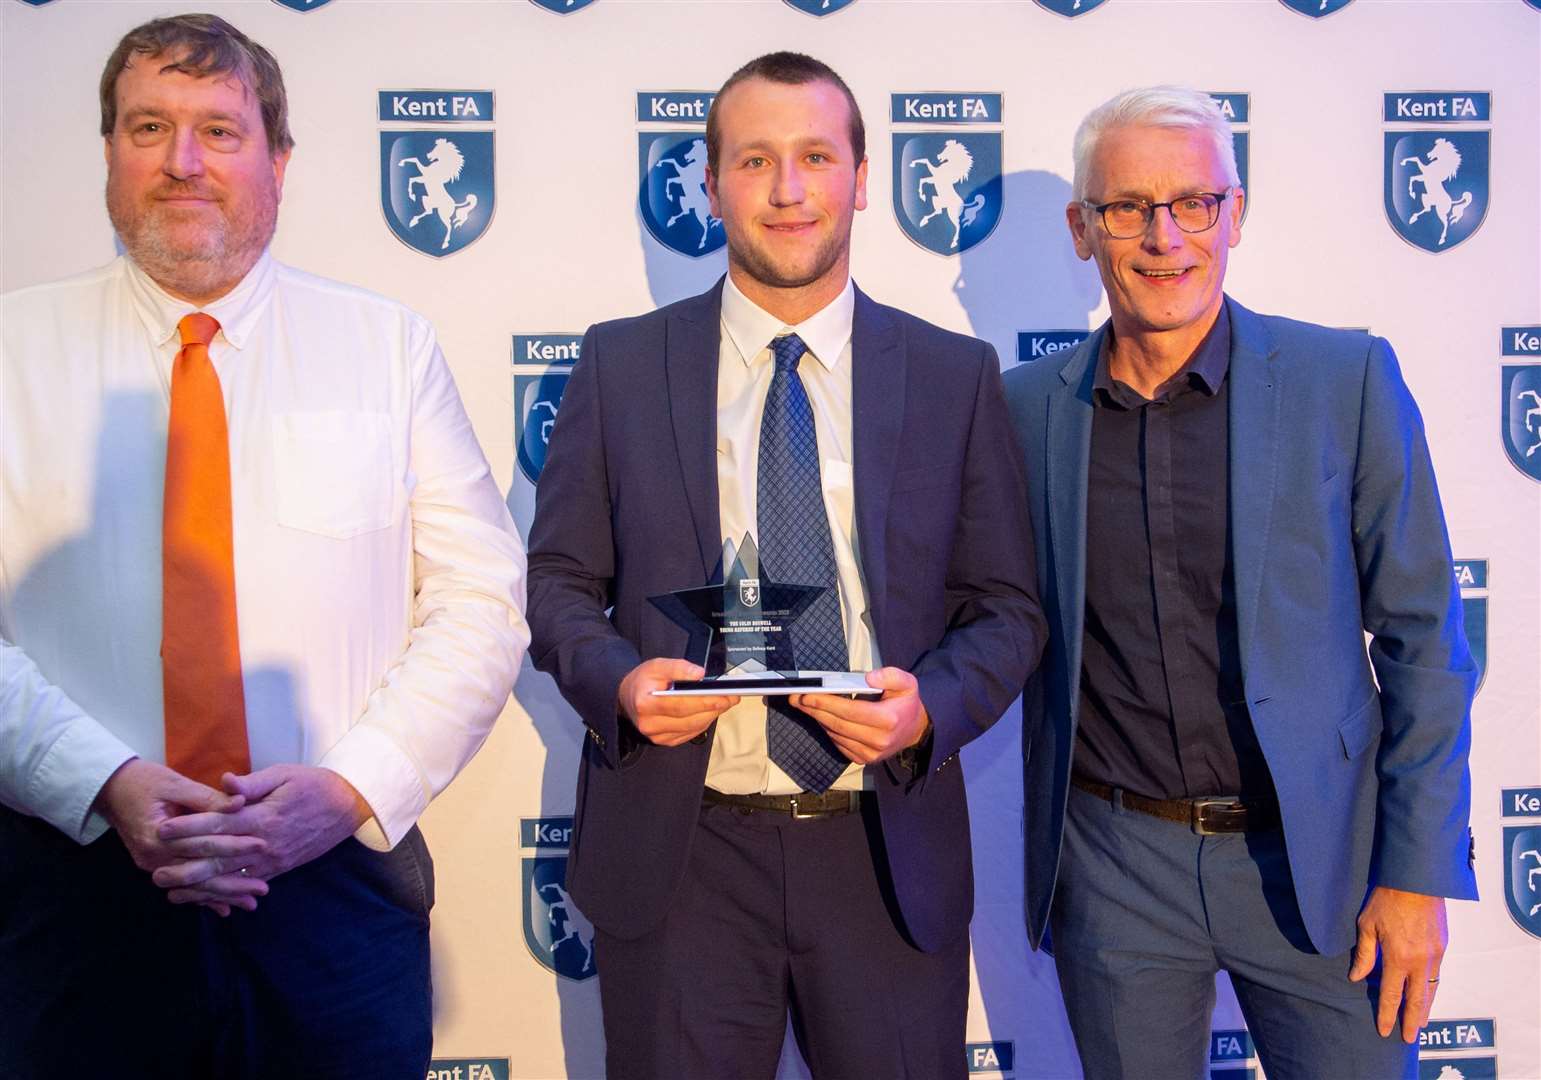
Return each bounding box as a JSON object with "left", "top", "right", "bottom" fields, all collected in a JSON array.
[
  {"left": 318, "top": 724, "right": 427, "bottom": 852},
  {"left": 28, "top": 720, "right": 138, "bottom": 844}
]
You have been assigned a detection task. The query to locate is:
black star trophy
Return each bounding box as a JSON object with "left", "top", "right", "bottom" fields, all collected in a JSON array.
[{"left": 649, "top": 534, "right": 879, "bottom": 697}]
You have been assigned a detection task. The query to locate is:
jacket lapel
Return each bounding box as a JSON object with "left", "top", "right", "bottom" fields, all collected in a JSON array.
[
  {"left": 851, "top": 289, "right": 903, "bottom": 636},
  {"left": 1047, "top": 326, "right": 1101, "bottom": 674},
  {"left": 665, "top": 281, "right": 726, "bottom": 580},
  {"left": 1224, "top": 297, "right": 1281, "bottom": 669}
]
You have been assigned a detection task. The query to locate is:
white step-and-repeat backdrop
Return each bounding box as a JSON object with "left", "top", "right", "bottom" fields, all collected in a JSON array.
[{"left": 3, "top": 1, "right": 1538, "bottom": 1077}]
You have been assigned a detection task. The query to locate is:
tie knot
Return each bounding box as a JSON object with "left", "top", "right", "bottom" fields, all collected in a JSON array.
[
  {"left": 771, "top": 333, "right": 807, "bottom": 373},
  {"left": 178, "top": 313, "right": 220, "bottom": 349}
]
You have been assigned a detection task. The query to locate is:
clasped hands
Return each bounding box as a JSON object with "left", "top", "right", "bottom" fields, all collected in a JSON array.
[
  {"left": 618, "top": 657, "right": 931, "bottom": 763},
  {"left": 94, "top": 757, "right": 371, "bottom": 917}
]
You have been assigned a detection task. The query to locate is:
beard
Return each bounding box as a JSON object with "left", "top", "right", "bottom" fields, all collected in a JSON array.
[
  {"left": 107, "top": 176, "right": 278, "bottom": 303},
  {"left": 726, "top": 221, "right": 850, "bottom": 293}
]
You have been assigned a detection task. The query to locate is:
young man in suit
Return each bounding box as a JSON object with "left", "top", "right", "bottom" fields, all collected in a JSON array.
[
  {"left": 1004, "top": 85, "right": 1476, "bottom": 1080},
  {"left": 528, "top": 52, "right": 1045, "bottom": 1080}
]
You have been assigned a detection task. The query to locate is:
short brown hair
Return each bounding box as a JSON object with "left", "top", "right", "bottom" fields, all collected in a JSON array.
[
  {"left": 99, "top": 13, "right": 293, "bottom": 155},
  {"left": 705, "top": 52, "right": 864, "bottom": 174}
]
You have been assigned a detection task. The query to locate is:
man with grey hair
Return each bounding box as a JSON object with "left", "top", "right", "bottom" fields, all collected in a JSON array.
[
  {"left": 1005, "top": 85, "right": 1475, "bottom": 1079},
  {"left": 1, "top": 14, "right": 527, "bottom": 1077}
]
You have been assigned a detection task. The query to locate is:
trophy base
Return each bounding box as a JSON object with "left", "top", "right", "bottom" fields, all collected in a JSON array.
[{"left": 656, "top": 671, "right": 882, "bottom": 698}]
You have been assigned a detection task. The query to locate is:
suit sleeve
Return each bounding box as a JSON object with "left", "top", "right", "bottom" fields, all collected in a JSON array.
[
  {"left": 1352, "top": 337, "right": 1477, "bottom": 900},
  {"left": 526, "top": 326, "right": 641, "bottom": 768},
  {"left": 911, "top": 344, "right": 1049, "bottom": 772}
]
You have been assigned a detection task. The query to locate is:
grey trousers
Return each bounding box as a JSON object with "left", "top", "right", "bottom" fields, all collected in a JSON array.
[{"left": 1049, "top": 785, "right": 1417, "bottom": 1080}]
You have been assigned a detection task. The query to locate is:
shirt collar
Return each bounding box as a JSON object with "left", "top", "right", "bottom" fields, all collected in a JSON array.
[
  {"left": 1093, "top": 303, "right": 1232, "bottom": 408},
  {"left": 123, "top": 248, "right": 277, "bottom": 351},
  {"left": 720, "top": 272, "right": 855, "bottom": 373}
]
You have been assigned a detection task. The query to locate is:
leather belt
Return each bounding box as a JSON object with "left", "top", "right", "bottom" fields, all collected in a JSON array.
[
  {"left": 1071, "top": 775, "right": 1278, "bottom": 835},
  {"left": 702, "top": 787, "right": 864, "bottom": 820}
]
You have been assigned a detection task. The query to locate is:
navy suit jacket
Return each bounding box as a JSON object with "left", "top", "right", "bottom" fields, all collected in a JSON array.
[
  {"left": 527, "top": 281, "right": 1046, "bottom": 952},
  {"left": 1004, "top": 296, "right": 1477, "bottom": 956}
]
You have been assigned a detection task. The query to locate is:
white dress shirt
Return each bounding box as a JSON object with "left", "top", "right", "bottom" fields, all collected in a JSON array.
[
  {"left": 0, "top": 253, "right": 529, "bottom": 849},
  {"left": 707, "top": 274, "right": 879, "bottom": 795}
]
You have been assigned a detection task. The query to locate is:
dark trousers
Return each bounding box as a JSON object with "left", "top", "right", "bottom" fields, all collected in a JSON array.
[
  {"left": 1049, "top": 785, "right": 1416, "bottom": 1080},
  {"left": 595, "top": 797, "right": 969, "bottom": 1080},
  {"left": 0, "top": 805, "right": 434, "bottom": 1080}
]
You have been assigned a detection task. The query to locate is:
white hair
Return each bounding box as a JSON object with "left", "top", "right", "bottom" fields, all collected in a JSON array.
[{"left": 1070, "top": 85, "right": 1240, "bottom": 202}]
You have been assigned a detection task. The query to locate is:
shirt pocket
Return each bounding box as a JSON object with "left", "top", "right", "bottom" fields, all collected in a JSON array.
[{"left": 271, "top": 411, "right": 394, "bottom": 539}]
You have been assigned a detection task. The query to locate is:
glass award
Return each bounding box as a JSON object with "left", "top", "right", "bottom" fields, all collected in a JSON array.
[{"left": 648, "top": 534, "right": 879, "bottom": 697}]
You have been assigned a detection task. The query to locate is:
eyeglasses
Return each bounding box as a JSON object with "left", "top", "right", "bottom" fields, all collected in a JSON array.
[{"left": 1081, "top": 189, "right": 1232, "bottom": 239}]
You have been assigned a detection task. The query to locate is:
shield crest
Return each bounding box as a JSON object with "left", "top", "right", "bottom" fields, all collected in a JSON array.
[
  {"left": 380, "top": 131, "right": 494, "bottom": 257},
  {"left": 785, "top": 0, "right": 856, "bottom": 12},
  {"left": 521, "top": 856, "right": 598, "bottom": 980},
  {"left": 271, "top": 0, "right": 335, "bottom": 10},
  {"left": 16, "top": 0, "right": 60, "bottom": 6},
  {"left": 515, "top": 372, "right": 570, "bottom": 485},
  {"left": 1232, "top": 131, "right": 1251, "bottom": 221},
  {"left": 639, "top": 132, "right": 725, "bottom": 257},
  {"left": 529, "top": 0, "right": 597, "bottom": 11},
  {"left": 1383, "top": 131, "right": 1489, "bottom": 252},
  {"left": 1278, "top": 0, "right": 1353, "bottom": 16},
  {"left": 1033, "top": 0, "right": 1109, "bottom": 15},
  {"left": 739, "top": 579, "right": 761, "bottom": 607},
  {"left": 1504, "top": 826, "right": 1541, "bottom": 939},
  {"left": 1502, "top": 365, "right": 1541, "bottom": 482},
  {"left": 1460, "top": 595, "right": 1487, "bottom": 693},
  {"left": 893, "top": 132, "right": 1002, "bottom": 256}
]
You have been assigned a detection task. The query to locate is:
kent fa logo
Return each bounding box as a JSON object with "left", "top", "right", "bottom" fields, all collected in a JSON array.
[
  {"left": 521, "top": 816, "right": 597, "bottom": 980},
  {"left": 1033, "top": 0, "right": 1109, "bottom": 16},
  {"left": 1383, "top": 92, "right": 1490, "bottom": 252},
  {"left": 638, "top": 92, "right": 724, "bottom": 258},
  {"left": 271, "top": 0, "right": 334, "bottom": 10},
  {"left": 1501, "top": 787, "right": 1541, "bottom": 940},
  {"left": 379, "top": 91, "right": 494, "bottom": 257},
  {"left": 1452, "top": 561, "right": 1487, "bottom": 693},
  {"left": 1500, "top": 328, "right": 1541, "bottom": 483},
  {"left": 530, "top": 0, "right": 598, "bottom": 12},
  {"left": 1279, "top": 0, "right": 1353, "bottom": 16},
  {"left": 891, "top": 93, "right": 1003, "bottom": 256},
  {"left": 512, "top": 335, "right": 580, "bottom": 485},
  {"left": 1018, "top": 330, "right": 1090, "bottom": 363},
  {"left": 1209, "top": 93, "right": 1250, "bottom": 221},
  {"left": 785, "top": 0, "right": 857, "bottom": 13},
  {"left": 428, "top": 1060, "right": 511, "bottom": 1080}
]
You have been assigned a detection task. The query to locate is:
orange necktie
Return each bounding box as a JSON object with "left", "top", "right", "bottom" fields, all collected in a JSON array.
[{"left": 162, "top": 313, "right": 250, "bottom": 786}]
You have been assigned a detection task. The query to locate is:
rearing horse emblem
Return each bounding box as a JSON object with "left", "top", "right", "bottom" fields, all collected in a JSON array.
[
  {"left": 639, "top": 133, "right": 727, "bottom": 258},
  {"left": 1383, "top": 130, "right": 1488, "bottom": 253},
  {"left": 399, "top": 139, "right": 479, "bottom": 251},
  {"left": 1501, "top": 365, "right": 1541, "bottom": 484},
  {"left": 892, "top": 132, "right": 1003, "bottom": 256},
  {"left": 1398, "top": 138, "right": 1472, "bottom": 247},
  {"left": 381, "top": 131, "right": 495, "bottom": 258}
]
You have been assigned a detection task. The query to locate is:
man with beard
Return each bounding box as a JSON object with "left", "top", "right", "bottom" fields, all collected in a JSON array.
[
  {"left": 0, "top": 15, "right": 528, "bottom": 1078},
  {"left": 527, "top": 52, "right": 1044, "bottom": 1079}
]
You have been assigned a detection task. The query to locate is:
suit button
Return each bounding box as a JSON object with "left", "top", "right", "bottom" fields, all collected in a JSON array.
[{"left": 690, "top": 734, "right": 707, "bottom": 745}]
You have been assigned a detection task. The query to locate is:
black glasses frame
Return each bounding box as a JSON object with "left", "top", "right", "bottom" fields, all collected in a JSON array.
[{"left": 1082, "top": 189, "right": 1233, "bottom": 239}]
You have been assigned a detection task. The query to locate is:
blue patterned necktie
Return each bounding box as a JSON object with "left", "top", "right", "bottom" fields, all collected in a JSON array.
[{"left": 758, "top": 333, "right": 851, "bottom": 793}]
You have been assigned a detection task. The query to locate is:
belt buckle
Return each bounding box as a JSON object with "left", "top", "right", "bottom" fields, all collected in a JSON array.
[
  {"left": 1190, "top": 797, "right": 1246, "bottom": 835},
  {"left": 788, "top": 795, "right": 818, "bottom": 820}
]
